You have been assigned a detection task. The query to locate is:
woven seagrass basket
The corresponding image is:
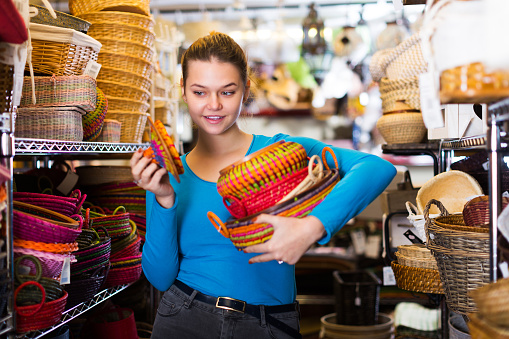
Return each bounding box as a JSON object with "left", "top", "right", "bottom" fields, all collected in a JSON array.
[
  {"left": 30, "top": 4, "right": 91, "bottom": 33},
  {"left": 105, "top": 111, "right": 149, "bottom": 143},
  {"left": 77, "top": 11, "right": 155, "bottom": 31},
  {"left": 69, "top": 0, "right": 150, "bottom": 17},
  {"left": 424, "top": 199, "right": 490, "bottom": 315},
  {"left": 376, "top": 112, "right": 426, "bottom": 144},
  {"left": 16, "top": 107, "right": 84, "bottom": 141}
]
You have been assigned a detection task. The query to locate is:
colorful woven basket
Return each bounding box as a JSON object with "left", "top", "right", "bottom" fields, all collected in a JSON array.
[
  {"left": 86, "top": 206, "right": 132, "bottom": 240},
  {"left": 217, "top": 140, "right": 308, "bottom": 201},
  {"left": 14, "top": 248, "right": 75, "bottom": 279},
  {"left": 71, "top": 228, "right": 111, "bottom": 276},
  {"left": 30, "top": 4, "right": 91, "bottom": 33},
  {"left": 83, "top": 87, "right": 108, "bottom": 142},
  {"left": 13, "top": 190, "right": 87, "bottom": 217},
  {"left": 65, "top": 263, "right": 109, "bottom": 309},
  {"left": 209, "top": 148, "right": 340, "bottom": 250}
]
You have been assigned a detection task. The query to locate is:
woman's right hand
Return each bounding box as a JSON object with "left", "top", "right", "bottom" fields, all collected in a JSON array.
[{"left": 130, "top": 148, "right": 175, "bottom": 209}]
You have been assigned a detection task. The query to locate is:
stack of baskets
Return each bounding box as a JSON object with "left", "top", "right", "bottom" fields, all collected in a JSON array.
[
  {"left": 0, "top": 42, "right": 17, "bottom": 115},
  {"left": 208, "top": 143, "right": 341, "bottom": 250},
  {"left": 370, "top": 32, "right": 427, "bottom": 144},
  {"left": 72, "top": 2, "right": 155, "bottom": 143},
  {"left": 424, "top": 199, "right": 490, "bottom": 315}
]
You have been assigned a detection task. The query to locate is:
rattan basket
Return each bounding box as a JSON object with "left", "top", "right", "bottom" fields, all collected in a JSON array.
[
  {"left": 395, "top": 251, "right": 438, "bottom": 270},
  {"left": 27, "top": 23, "right": 101, "bottom": 76},
  {"left": 97, "top": 80, "right": 150, "bottom": 103},
  {"left": 77, "top": 11, "right": 155, "bottom": 31},
  {"left": 463, "top": 195, "right": 509, "bottom": 227},
  {"left": 376, "top": 112, "right": 426, "bottom": 144},
  {"left": 30, "top": 4, "right": 91, "bottom": 33},
  {"left": 16, "top": 107, "right": 84, "bottom": 141},
  {"left": 97, "top": 52, "right": 153, "bottom": 79},
  {"left": 95, "top": 39, "right": 154, "bottom": 63},
  {"left": 69, "top": 0, "right": 151, "bottom": 17},
  {"left": 87, "top": 23, "right": 155, "bottom": 49},
  {"left": 98, "top": 66, "right": 152, "bottom": 93},
  {"left": 105, "top": 111, "right": 149, "bottom": 143},
  {"left": 468, "top": 313, "right": 509, "bottom": 339},
  {"left": 106, "top": 96, "right": 149, "bottom": 113},
  {"left": 379, "top": 76, "right": 421, "bottom": 113},
  {"left": 470, "top": 278, "right": 509, "bottom": 327},
  {"left": 391, "top": 260, "right": 444, "bottom": 294}
]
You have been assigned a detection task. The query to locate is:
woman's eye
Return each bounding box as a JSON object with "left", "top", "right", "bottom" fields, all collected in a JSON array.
[
  {"left": 222, "top": 91, "right": 234, "bottom": 96},
  {"left": 193, "top": 91, "right": 205, "bottom": 96}
]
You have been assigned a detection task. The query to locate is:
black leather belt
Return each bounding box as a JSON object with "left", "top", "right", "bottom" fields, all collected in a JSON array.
[{"left": 173, "top": 280, "right": 302, "bottom": 338}]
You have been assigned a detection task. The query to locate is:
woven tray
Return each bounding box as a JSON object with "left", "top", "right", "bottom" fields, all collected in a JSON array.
[
  {"left": 30, "top": 4, "right": 91, "bottom": 33},
  {"left": 391, "top": 261, "right": 444, "bottom": 294},
  {"left": 15, "top": 107, "right": 84, "bottom": 141},
  {"left": 77, "top": 11, "right": 155, "bottom": 31},
  {"left": 20, "top": 75, "right": 97, "bottom": 112}
]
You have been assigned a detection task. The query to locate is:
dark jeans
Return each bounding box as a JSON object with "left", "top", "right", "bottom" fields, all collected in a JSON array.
[{"left": 151, "top": 282, "right": 301, "bottom": 339}]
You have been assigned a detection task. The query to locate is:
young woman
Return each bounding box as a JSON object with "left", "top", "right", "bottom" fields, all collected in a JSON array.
[{"left": 130, "top": 32, "right": 396, "bottom": 339}]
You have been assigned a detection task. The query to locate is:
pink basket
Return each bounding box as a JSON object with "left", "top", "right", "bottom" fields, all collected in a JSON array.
[
  {"left": 13, "top": 209, "right": 83, "bottom": 243},
  {"left": 14, "top": 247, "right": 76, "bottom": 279},
  {"left": 103, "top": 264, "right": 142, "bottom": 288}
]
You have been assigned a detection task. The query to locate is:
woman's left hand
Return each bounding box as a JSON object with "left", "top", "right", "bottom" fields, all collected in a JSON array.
[{"left": 243, "top": 214, "right": 326, "bottom": 265}]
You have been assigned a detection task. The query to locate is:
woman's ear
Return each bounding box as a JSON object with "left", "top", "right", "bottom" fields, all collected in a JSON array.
[
  {"left": 180, "top": 78, "right": 187, "bottom": 102},
  {"left": 243, "top": 80, "right": 251, "bottom": 103}
]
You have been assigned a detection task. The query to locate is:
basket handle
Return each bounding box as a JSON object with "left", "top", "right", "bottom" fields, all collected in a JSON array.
[
  {"left": 14, "top": 255, "right": 42, "bottom": 284},
  {"left": 14, "top": 281, "right": 46, "bottom": 317},
  {"left": 113, "top": 206, "right": 127, "bottom": 215},
  {"left": 406, "top": 201, "right": 419, "bottom": 217},
  {"left": 321, "top": 147, "right": 338, "bottom": 170},
  {"left": 94, "top": 226, "right": 111, "bottom": 240},
  {"left": 207, "top": 212, "right": 230, "bottom": 238},
  {"left": 71, "top": 213, "right": 84, "bottom": 231},
  {"left": 223, "top": 195, "right": 247, "bottom": 219},
  {"left": 423, "top": 199, "right": 449, "bottom": 222},
  {"left": 278, "top": 155, "right": 324, "bottom": 203}
]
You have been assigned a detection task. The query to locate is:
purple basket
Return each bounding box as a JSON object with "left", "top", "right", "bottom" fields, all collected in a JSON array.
[{"left": 13, "top": 210, "right": 83, "bottom": 243}]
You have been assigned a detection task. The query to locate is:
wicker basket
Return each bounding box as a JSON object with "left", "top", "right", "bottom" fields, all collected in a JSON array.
[
  {"left": 376, "top": 112, "right": 426, "bottom": 144},
  {"left": 395, "top": 251, "right": 438, "bottom": 270},
  {"left": 30, "top": 4, "right": 91, "bottom": 33},
  {"left": 98, "top": 66, "right": 152, "bottom": 93},
  {"left": 463, "top": 195, "right": 509, "bottom": 227},
  {"left": 424, "top": 199, "right": 490, "bottom": 314},
  {"left": 379, "top": 76, "right": 421, "bottom": 113},
  {"left": 470, "top": 278, "right": 509, "bottom": 327},
  {"left": 97, "top": 80, "right": 150, "bottom": 103},
  {"left": 95, "top": 39, "right": 154, "bottom": 63},
  {"left": 440, "top": 62, "right": 509, "bottom": 104},
  {"left": 96, "top": 119, "right": 122, "bottom": 143},
  {"left": 106, "top": 96, "right": 149, "bottom": 114},
  {"left": 20, "top": 75, "right": 97, "bottom": 112},
  {"left": 97, "top": 52, "right": 153, "bottom": 79},
  {"left": 105, "top": 111, "right": 149, "bottom": 143},
  {"left": 468, "top": 313, "right": 509, "bottom": 339},
  {"left": 379, "top": 32, "right": 427, "bottom": 80},
  {"left": 0, "top": 59, "right": 15, "bottom": 114},
  {"left": 15, "top": 107, "right": 84, "bottom": 141},
  {"left": 390, "top": 261, "right": 444, "bottom": 294},
  {"left": 69, "top": 0, "right": 151, "bottom": 17},
  {"left": 77, "top": 11, "right": 155, "bottom": 31},
  {"left": 87, "top": 23, "right": 155, "bottom": 49},
  {"left": 27, "top": 23, "right": 101, "bottom": 76}
]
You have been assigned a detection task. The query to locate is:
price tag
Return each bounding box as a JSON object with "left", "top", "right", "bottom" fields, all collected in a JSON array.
[
  {"left": 60, "top": 257, "right": 71, "bottom": 285},
  {"left": 419, "top": 72, "right": 444, "bottom": 129},
  {"left": 83, "top": 60, "right": 102, "bottom": 79},
  {"left": 350, "top": 229, "right": 366, "bottom": 255},
  {"left": 56, "top": 170, "right": 79, "bottom": 196},
  {"left": 383, "top": 266, "right": 396, "bottom": 286},
  {"left": 500, "top": 261, "right": 509, "bottom": 279}
]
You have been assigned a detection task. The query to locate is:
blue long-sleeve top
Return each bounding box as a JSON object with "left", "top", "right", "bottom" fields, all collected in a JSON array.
[{"left": 142, "top": 133, "right": 396, "bottom": 305}]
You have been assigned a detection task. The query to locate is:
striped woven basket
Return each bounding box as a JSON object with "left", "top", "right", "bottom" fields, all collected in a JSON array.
[
  {"left": 83, "top": 87, "right": 107, "bottom": 142},
  {"left": 379, "top": 32, "right": 427, "bottom": 80}
]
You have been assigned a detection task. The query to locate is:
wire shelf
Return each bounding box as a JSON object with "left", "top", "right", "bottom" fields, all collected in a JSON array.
[{"left": 14, "top": 138, "right": 149, "bottom": 155}]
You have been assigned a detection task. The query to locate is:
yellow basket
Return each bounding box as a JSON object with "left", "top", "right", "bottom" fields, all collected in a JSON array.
[
  {"left": 97, "top": 80, "right": 150, "bottom": 103},
  {"left": 97, "top": 52, "right": 153, "bottom": 79},
  {"left": 105, "top": 111, "right": 149, "bottom": 143},
  {"left": 96, "top": 39, "right": 154, "bottom": 63},
  {"left": 97, "top": 66, "right": 152, "bottom": 93},
  {"left": 106, "top": 96, "right": 149, "bottom": 114},
  {"left": 87, "top": 23, "right": 155, "bottom": 49},
  {"left": 77, "top": 11, "right": 155, "bottom": 31},
  {"left": 69, "top": 0, "right": 150, "bottom": 17},
  {"left": 391, "top": 261, "right": 444, "bottom": 294}
]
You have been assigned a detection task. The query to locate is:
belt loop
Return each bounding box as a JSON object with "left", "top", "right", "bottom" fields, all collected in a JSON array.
[
  {"left": 184, "top": 290, "right": 198, "bottom": 309},
  {"left": 259, "top": 305, "right": 267, "bottom": 327}
]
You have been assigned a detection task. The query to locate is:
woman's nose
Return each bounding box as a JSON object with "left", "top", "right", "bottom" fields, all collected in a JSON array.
[{"left": 207, "top": 94, "right": 222, "bottom": 110}]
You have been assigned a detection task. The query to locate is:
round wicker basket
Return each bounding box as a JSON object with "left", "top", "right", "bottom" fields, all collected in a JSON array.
[{"left": 376, "top": 112, "right": 426, "bottom": 144}]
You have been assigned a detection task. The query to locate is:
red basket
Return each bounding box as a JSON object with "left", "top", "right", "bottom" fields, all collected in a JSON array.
[
  {"left": 13, "top": 189, "right": 86, "bottom": 217},
  {"left": 103, "top": 264, "right": 142, "bottom": 288},
  {"left": 15, "top": 281, "right": 68, "bottom": 333},
  {"left": 110, "top": 234, "right": 141, "bottom": 260},
  {"left": 463, "top": 195, "right": 509, "bottom": 227}
]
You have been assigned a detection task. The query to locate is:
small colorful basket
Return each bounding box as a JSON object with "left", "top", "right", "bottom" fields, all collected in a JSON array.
[
  {"left": 83, "top": 87, "right": 108, "bottom": 142},
  {"left": 86, "top": 206, "right": 132, "bottom": 240},
  {"left": 13, "top": 190, "right": 87, "bottom": 217},
  {"left": 103, "top": 254, "right": 142, "bottom": 288},
  {"left": 14, "top": 248, "right": 75, "bottom": 279},
  {"left": 209, "top": 148, "right": 340, "bottom": 250}
]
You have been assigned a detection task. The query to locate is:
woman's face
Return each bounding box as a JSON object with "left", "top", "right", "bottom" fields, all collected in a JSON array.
[{"left": 182, "top": 59, "right": 249, "bottom": 136}]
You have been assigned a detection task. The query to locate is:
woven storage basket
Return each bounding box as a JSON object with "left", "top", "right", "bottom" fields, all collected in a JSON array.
[
  {"left": 98, "top": 66, "right": 152, "bottom": 93},
  {"left": 13, "top": 190, "right": 86, "bottom": 217},
  {"left": 20, "top": 75, "right": 97, "bottom": 111},
  {"left": 376, "top": 112, "right": 426, "bottom": 144},
  {"left": 105, "top": 111, "right": 149, "bottom": 143},
  {"left": 15, "top": 107, "right": 84, "bottom": 141},
  {"left": 468, "top": 313, "right": 509, "bottom": 339},
  {"left": 96, "top": 119, "right": 122, "bottom": 143},
  {"left": 97, "top": 52, "right": 153, "bottom": 79},
  {"left": 424, "top": 199, "right": 490, "bottom": 315},
  {"left": 14, "top": 248, "right": 75, "bottom": 279},
  {"left": 379, "top": 76, "right": 421, "bottom": 113},
  {"left": 30, "top": 4, "right": 91, "bottom": 33},
  {"left": 27, "top": 23, "right": 101, "bottom": 76},
  {"left": 381, "top": 32, "right": 427, "bottom": 80},
  {"left": 69, "top": 0, "right": 151, "bottom": 17},
  {"left": 463, "top": 195, "right": 509, "bottom": 227},
  {"left": 209, "top": 157, "right": 340, "bottom": 250},
  {"left": 71, "top": 228, "right": 111, "bottom": 276},
  {"left": 15, "top": 281, "right": 68, "bottom": 333},
  {"left": 470, "top": 277, "right": 509, "bottom": 327},
  {"left": 107, "top": 96, "right": 149, "bottom": 113},
  {"left": 86, "top": 206, "right": 132, "bottom": 240},
  {"left": 87, "top": 24, "right": 155, "bottom": 49},
  {"left": 96, "top": 39, "right": 154, "bottom": 64},
  {"left": 97, "top": 80, "right": 150, "bottom": 103},
  {"left": 13, "top": 201, "right": 82, "bottom": 230},
  {"left": 440, "top": 62, "right": 509, "bottom": 104},
  {"left": 77, "top": 11, "right": 155, "bottom": 31},
  {"left": 65, "top": 264, "right": 109, "bottom": 309},
  {"left": 391, "top": 261, "right": 444, "bottom": 294},
  {"left": 0, "top": 61, "right": 14, "bottom": 114},
  {"left": 83, "top": 87, "right": 107, "bottom": 142}
]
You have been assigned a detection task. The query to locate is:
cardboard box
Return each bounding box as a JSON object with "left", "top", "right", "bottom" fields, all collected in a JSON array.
[{"left": 428, "top": 103, "right": 487, "bottom": 140}]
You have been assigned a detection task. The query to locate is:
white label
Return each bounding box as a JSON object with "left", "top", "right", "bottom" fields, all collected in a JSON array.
[
  {"left": 59, "top": 257, "right": 71, "bottom": 285},
  {"left": 500, "top": 261, "right": 509, "bottom": 279},
  {"left": 391, "top": 0, "right": 403, "bottom": 11},
  {"left": 83, "top": 60, "right": 102, "bottom": 79},
  {"left": 365, "top": 235, "right": 381, "bottom": 259},
  {"left": 350, "top": 229, "right": 366, "bottom": 255},
  {"left": 419, "top": 72, "right": 444, "bottom": 129},
  {"left": 482, "top": 161, "right": 489, "bottom": 171},
  {"left": 17, "top": 264, "right": 31, "bottom": 276},
  {"left": 383, "top": 266, "right": 396, "bottom": 286},
  {"left": 56, "top": 170, "right": 79, "bottom": 195}
]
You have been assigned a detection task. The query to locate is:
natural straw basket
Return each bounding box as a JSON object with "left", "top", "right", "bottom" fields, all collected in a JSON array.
[
  {"left": 98, "top": 66, "right": 152, "bottom": 93},
  {"left": 106, "top": 96, "right": 149, "bottom": 114},
  {"left": 69, "top": 0, "right": 151, "bottom": 17},
  {"left": 470, "top": 278, "right": 509, "bottom": 327},
  {"left": 390, "top": 261, "right": 444, "bottom": 294},
  {"left": 77, "top": 11, "right": 155, "bottom": 31},
  {"left": 376, "top": 112, "right": 426, "bottom": 144},
  {"left": 15, "top": 107, "right": 84, "bottom": 141},
  {"left": 395, "top": 251, "right": 438, "bottom": 270},
  {"left": 95, "top": 39, "right": 154, "bottom": 63},
  {"left": 97, "top": 80, "right": 150, "bottom": 103},
  {"left": 87, "top": 24, "right": 155, "bottom": 49},
  {"left": 424, "top": 199, "right": 490, "bottom": 315},
  {"left": 97, "top": 52, "right": 153, "bottom": 79},
  {"left": 105, "top": 111, "right": 149, "bottom": 143},
  {"left": 379, "top": 32, "right": 427, "bottom": 80},
  {"left": 379, "top": 76, "right": 421, "bottom": 113}
]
